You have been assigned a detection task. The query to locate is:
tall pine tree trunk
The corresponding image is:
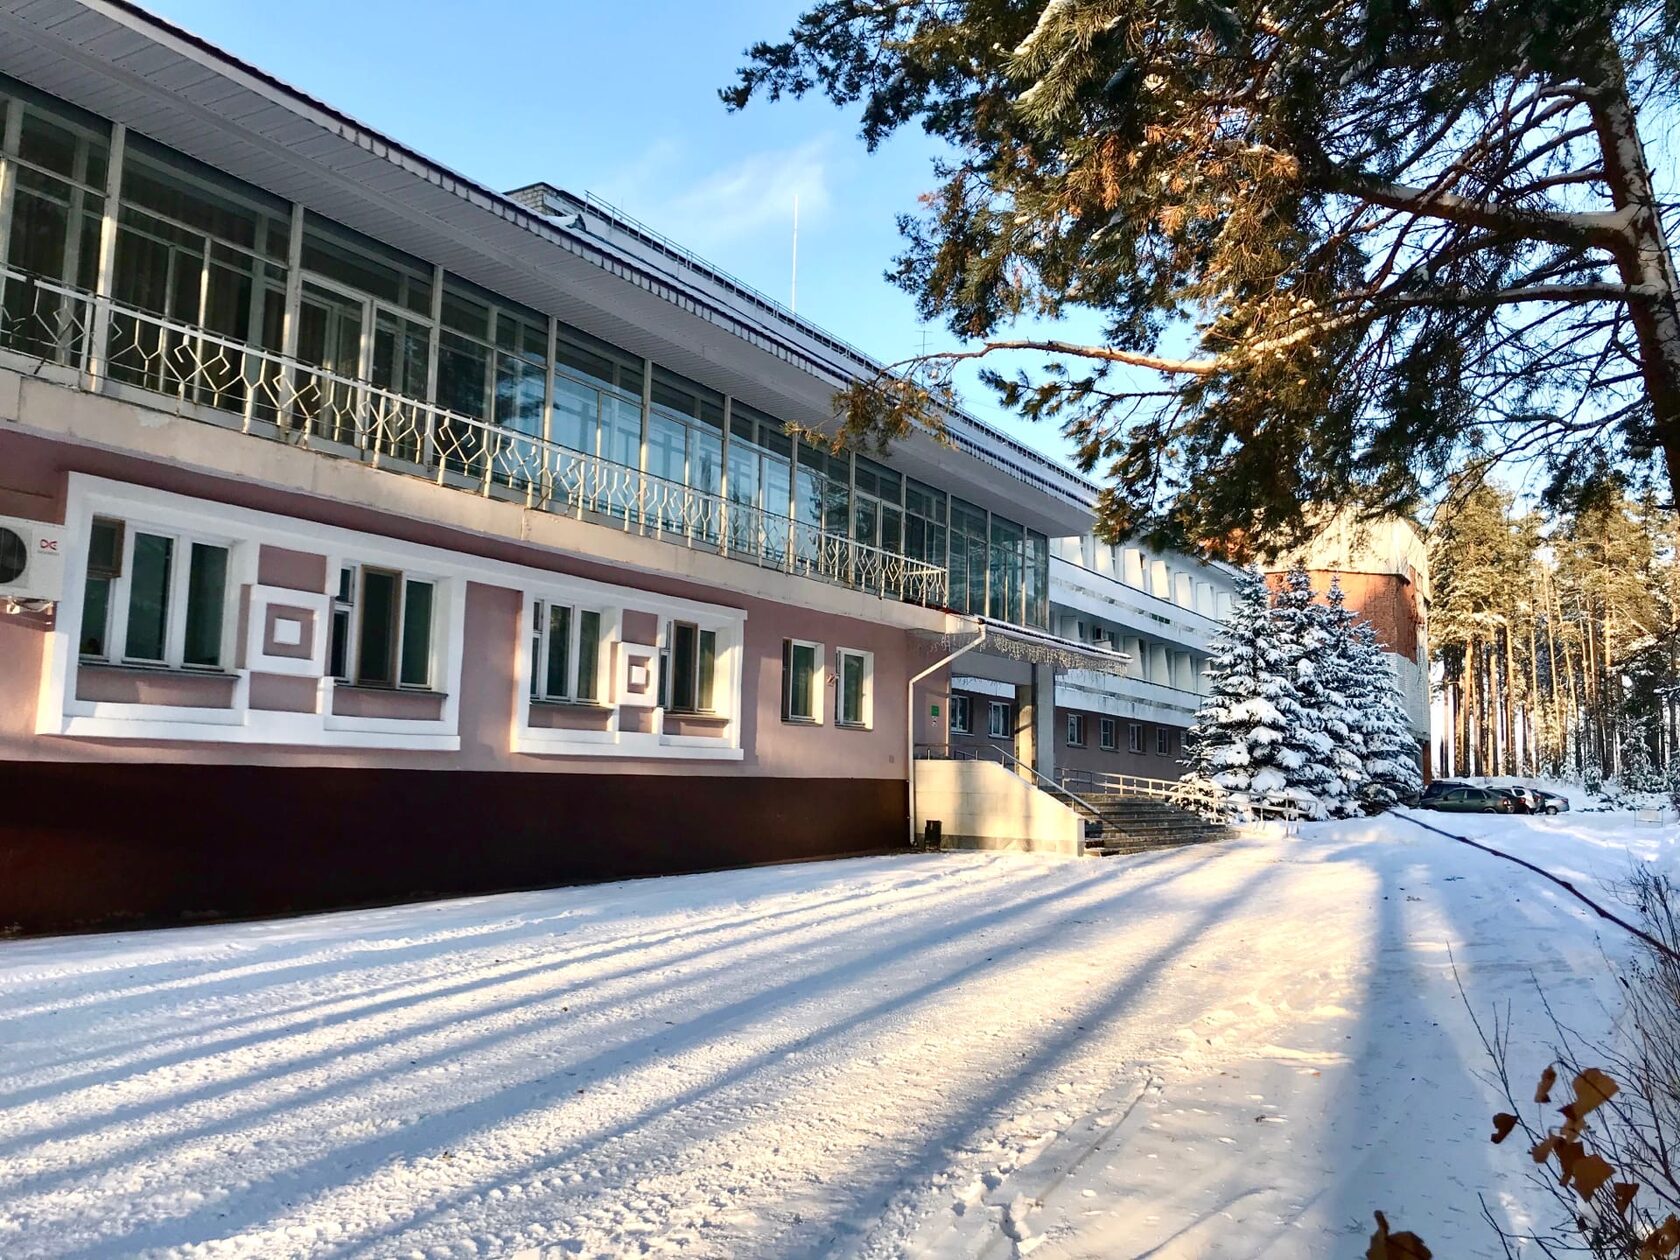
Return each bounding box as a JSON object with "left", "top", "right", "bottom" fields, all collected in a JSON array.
[
  {"left": 1512, "top": 624, "right": 1525, "bottom": 779},
  {"left": 1546, "top": 572, "right": 1567, "bottom": 773},
  {"left": 1586, "top": 41, "right": 1680, "bottom": 494},
  {"left": 1529, "top": 610, "right": 1543, "bottom": 773},
  {"left": 1466, "top": 636, "right": 1479, "bottom": 776}
]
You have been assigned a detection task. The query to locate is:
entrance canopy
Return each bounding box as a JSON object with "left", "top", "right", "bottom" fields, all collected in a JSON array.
[{"left": 919, "top": 618, "right": 1132, "bottom": 675}]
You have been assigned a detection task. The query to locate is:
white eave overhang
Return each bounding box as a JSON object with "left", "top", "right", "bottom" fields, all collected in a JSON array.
[{"left": 0, "top": 0, "right": 1096, "bottom": 538}]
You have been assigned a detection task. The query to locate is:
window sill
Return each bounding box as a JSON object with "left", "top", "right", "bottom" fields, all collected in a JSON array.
[
  {"left": 836, "top": 721, "right": 873, "bottom": 732},
  {"left": 334, "top": 682, "right": 449, "bottom": 699},
  {"left": 667, "top": 710, "right": 730, "bottom": 725},
  {"left": 781, "top": 716, "right": 821, "bottom": 726},
  {"left": 81, "top": 660, "right": 236, "bottom": 679},
  {"left": 529, "top": 698, "right": 611, "bottom": 710}
]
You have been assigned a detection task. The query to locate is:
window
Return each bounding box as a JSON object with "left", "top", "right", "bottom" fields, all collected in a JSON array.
[
  {"left": 329, "top": 564, "right": 436, "bottom": 689},
  {"left": 79, "top": 517, "right": 230, "bottom": 670},
  {"left": 988, "top": 700, "right": 1010, "bottom": 740},
  {"left": 904, "top": 480, "right": 947, "bottom": 573},
  {"left": 0, "top": 84, "right": 109, "bottom": 363},
  {"left": 1066, "top": 713, "right": 1086, "bottom": 747},
  {"left": 1156, "top": 726, "right": 1173, "bottom": 756},
  {"left": 1128, "top": 722, "right": 1144, "bottom": 754},
  {"left": 836, "top": 648, "right": 873, "bottom": 729},
  {"left": 782, "top": 639, "right": 820, "bottom": 723},
  {"left": 529, "top": 600, "right": 604, "bottom": 703},
  {"left": 1100, "top": 717, "right": 1117, "bottom": 751},
  {"left": 950, "top": 694, "right": 972, "bottom": 735},
  {"left": 948, "top": 499, "right": 989, "bottom": 617},
  {"left": 987, "top": 516, "right": 1025, "bottom": 623},
  {"left": 667, "top": 620, "right": 718, "bottom": 713}
]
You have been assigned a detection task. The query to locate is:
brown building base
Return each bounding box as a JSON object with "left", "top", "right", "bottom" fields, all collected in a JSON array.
[{"left": 0, "top": 763, "right": 907, "bottom": 936}]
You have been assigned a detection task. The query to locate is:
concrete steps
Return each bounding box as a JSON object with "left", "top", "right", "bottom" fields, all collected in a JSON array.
[{"left": 1073, "top": 793, "right": 1234, "bottom": 856}]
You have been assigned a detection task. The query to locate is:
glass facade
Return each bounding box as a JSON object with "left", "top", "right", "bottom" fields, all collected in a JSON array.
[{"left": 0, "top": 73, "right": 1057, "bottom": 629}]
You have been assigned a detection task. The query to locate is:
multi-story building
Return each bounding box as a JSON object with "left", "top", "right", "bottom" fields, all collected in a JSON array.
[
  {"left": 1267, "top": 514, "right": 1432, "bottom": 774},
  {"left": 0, "top": 1, "right": 1246, "bottom": 929},
  {"left": 947, "top": 535, "right": 1239, "bottom": 784}
]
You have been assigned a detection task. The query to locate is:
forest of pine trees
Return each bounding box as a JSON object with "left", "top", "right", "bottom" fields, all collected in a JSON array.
[{"left": 1430, "top": 484, "right": 1679, "bottom": 789}]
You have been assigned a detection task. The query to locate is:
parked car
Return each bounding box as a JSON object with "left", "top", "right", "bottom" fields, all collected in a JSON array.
[
  {"left": 1489, "top": 786, "right": 1537, "bottom": 814},
  {"left": 1531, "top": 789, "right": 1569, "bottom": 815},
  {"left": 1420, "top": 780, "right": 1467, "bottom": 804},
  {"left": 1422, "top": 785, "right": 1515, "bottom": 814}
]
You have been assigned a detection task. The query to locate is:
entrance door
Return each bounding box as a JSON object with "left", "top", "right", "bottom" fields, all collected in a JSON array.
[
  {"left": 368, "top": 306, "right": 431, "bottom": 462},
  {"left": 295, "top": 279, "right": 367, "bottom": 444}
]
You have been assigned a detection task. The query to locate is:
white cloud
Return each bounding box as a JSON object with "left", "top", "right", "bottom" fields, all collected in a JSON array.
[{"left": 592, "top": 136, "right": 835, "bottom": 259}]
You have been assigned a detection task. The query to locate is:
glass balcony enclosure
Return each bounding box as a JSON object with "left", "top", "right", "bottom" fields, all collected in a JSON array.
[{"left": 0, "top": 74, "right": 1055, "bottom": 624}]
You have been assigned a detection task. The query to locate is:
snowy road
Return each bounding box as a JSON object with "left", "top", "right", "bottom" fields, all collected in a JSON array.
[{"left": 0, "top": 811, "right": 1671, "bottom": 1259}]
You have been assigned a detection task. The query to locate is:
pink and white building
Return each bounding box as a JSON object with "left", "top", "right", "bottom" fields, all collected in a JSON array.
[{"left": 0, "top": 1, "right": 1243, "bottom": 931}]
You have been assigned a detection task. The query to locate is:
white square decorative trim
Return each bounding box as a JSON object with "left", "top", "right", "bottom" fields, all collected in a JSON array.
[{"left": 247, "top": 585, "right": 329, "bottom": 677}]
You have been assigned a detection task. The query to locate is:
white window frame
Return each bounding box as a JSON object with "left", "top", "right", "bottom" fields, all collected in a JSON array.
[
  {"left": 988, "top": 700, "right": 1010, "bottom": 740},
  {"left": 79, "top": 516, "right": 235, "bottom": 672},
  {"left": 782, "top": 638, "right": 823, "bottom": 724},
  {"left": 834, "top": 647, "right": 874, "bottom": 729},
  {"left": 1066, "top": 712, "right": 1085, "bottom": 747},
  {"left": 1156, "top": 726, "right": 1172, "bottom": 756},
  {"left": 949, "top": 693, "right": 972, "bottom": 735},
  {"left": 665, "top": 618, "right": 720, "bottom": 714},
  {"left": 1128, "top": 722, "right": 1144, "bottom": 754},
  {"left": 328, "top": 562, "right": 439, "bottom": 691},
  {"left": 530, "top": 599, "right": 607, "bottom": 705},
  {"left": 515, "top": 585, "right": 743, "bottom": 760},
  {"left": 1100, "top": 716, "right": 1117, "bottom": 751}
]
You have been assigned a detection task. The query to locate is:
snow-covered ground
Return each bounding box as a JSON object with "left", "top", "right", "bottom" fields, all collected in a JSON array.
[{"left": 0, "top": 811, "right": 1673, "bottom": 1260}]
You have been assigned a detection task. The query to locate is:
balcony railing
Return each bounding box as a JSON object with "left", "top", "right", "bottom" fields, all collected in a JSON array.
[{"left": 0, "top": 266, "right": 948, "bottom": 607}]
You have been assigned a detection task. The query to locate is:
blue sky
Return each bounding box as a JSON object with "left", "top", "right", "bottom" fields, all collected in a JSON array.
[{"left": 139, "top": 0, "right": 1086, "bottom": 469}]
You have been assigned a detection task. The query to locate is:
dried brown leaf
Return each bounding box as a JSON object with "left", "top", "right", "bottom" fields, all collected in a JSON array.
[
  {"left": 1491, "top": 1113, "right": 1519, "bottom": 1144},
  {"left": 1367, "top": 1211, "right": 1432, "bottom": 1260},
  {"left": 1640, "top": 1216, "right": 1680, "bottom": 1259},
  {"left": 1572, "top": 1153, "right": 1615, "bottom": 1201},
  {"left": 1535, "top": 1065, "right": 1558, "bottom": 1103},
  {"left": 1561, "top": 1068, "right": 1619, "bottom": 1122},
  {"left": 1555, "top": 1138, "right": 1586, "bottom": 1185},
  {"left": 1613, "top": 1182, "right": 1639, "bottom": 1216}
]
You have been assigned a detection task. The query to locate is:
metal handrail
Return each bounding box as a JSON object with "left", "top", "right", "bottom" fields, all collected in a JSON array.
[
  {"left": 0, "top": 264, "right": 949, "bottom": 607},
  {"left": 1058, "top": 765, "right": 1289, "bottom": 824},
  {"left": 920, "top": 745, "right": 1300, "bottom": 827}
]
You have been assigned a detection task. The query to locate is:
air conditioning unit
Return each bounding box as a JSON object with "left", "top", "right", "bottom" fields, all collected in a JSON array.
[{"left": 0, "top": 516, "right": 67, "bottom": 607}]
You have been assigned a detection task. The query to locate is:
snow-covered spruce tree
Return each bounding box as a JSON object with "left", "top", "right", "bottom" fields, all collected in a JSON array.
[
  {"left": 1583, "top": 740, "right": 1606, "bottom": 798},
  {"left": 1267, "top": 566, "right": 1350, "bottom": 817},
  {"left": 1313, "top": 578, "right": 1373, "bottom": 817},
  {"left": 1183, "top": 568, "right": 1327, "bottom": 819},
  {"left": 1619, "top": 723, "right": 1663, "bottom": 795},
  {"left": 1353, "top": 621, "right": 1426, "bottom": 811}
]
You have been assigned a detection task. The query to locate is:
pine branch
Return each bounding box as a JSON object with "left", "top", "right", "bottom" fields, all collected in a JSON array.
[{"left": 1335, "top": 170, "right": 1633, "bottom": 251}]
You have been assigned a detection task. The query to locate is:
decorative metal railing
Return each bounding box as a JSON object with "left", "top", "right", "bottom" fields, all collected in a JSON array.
[
  {"left": 0, "top": 265, "right": 949, "bottom": 607},
  {"left": 1057, "top": 766, "right": 1301, "bottom": 824},
  {"left": 917, "top": 744, "right": 1305, "bottom": 828}
]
